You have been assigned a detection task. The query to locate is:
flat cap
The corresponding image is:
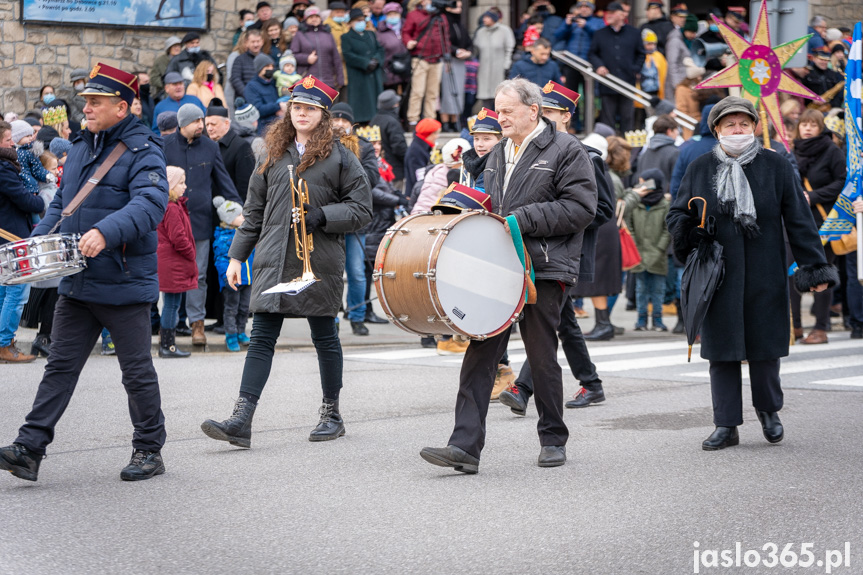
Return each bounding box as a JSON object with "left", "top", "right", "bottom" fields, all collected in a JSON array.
[{"left": 707, "top": 96, "right": 758, "bottom": 133}]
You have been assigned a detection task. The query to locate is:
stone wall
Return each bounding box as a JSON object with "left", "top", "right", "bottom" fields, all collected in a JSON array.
[{"left": 0, "top": 0, "right": 289, "bottom": 115}]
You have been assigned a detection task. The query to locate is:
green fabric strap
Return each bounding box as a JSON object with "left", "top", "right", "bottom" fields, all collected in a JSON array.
[{"left": 506, "top": 215, "right": 535, "bottom": 287}]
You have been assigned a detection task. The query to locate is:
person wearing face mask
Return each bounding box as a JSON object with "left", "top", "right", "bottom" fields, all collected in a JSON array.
[
  {"left": 376, "top": 3, "right": 408, "bottom": 91},
  {"left": 186, "top": 61, "right": 225, "bottom": 109},
  {"left": 340, "top": 8, "right": 385, "bottom": 124},
  {"left": 324, "top": 2, "right": 352, "bottom": 96},
  {"left": 166, "top": 32, "right": 218, "bottom": 86},
  {"left": 233, "top": 9, "right": 256, "bottom": 47},
  {"left": 37, "top": 85, "right": 57, "bottom": 109},
  {"left": 64, "top": 68, "right": 90, "bottom": 129},
  {"left": 667, "top": 96, "right": 838, "bottom": 452},
  {"left": 149, "top": 36, "right": 183, "bottom": 101},
  {"left": 290, "top": 7, "right": 345, "bottom": 91},
  {"left": 245, "top": 53, "right": 289, "bottom": 135},
  {"left": 287, "top": 0, "right": 311, "bottom": 23}
]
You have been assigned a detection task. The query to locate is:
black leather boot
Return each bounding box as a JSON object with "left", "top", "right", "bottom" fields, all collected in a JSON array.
[
  {"left": 158, "top": 329, "right": 190, "bottom": 358},
  {"left": 584, "top": 308, "right": 614, "bottom": 341},
  {"left": 200, "top": 397, "right": 257, "bottom": 448},
  {"left": 0, "top": 443, "right": 44, "bottom": 481},
  {"left": 365, "top": 309, "right": 388, "bottom": 324},
  {"left": 309, "top": 398, "right": 346, "bottom": 441},
  {"left": 702, "top": 426, "right": 739, "bottom": 450},
  {"left": 756, "top": 410, "right": 784, "bottom": 443},
  {"left": 30, "top": 334, "right": 51, "bottom": 358},
  {"left": 673, "top": 298, "right": 685, "bottom": 334}
]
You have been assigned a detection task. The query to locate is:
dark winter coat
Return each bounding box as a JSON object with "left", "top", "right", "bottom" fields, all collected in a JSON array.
[
  {"left": 403, "top": 136, "right": 432, "bottom": 198},
  {"left": 0, "top": 150, "right": 43, "bottom": 244},
  {"left": 157, "top": 197, "right": 198, "bottom": 293},
  {"left": 166, "top": 48, "right": 217, "bottom": 84},
  {"left": 588, "top": 24, "right": 646, "bottom": 96},
  {"left": 376, "top": 21, "right": 410, "bottom": 86},
  {"left": 508, "top": 53, "right": 563, "bottom": 88},
  {"left": 482, "top": 118, "right": 597, "bottom": 284},
  {"left": 553, "top": 16, "right": 605, "bottom": 58},
  {"left": 623, "top": 192, "right": 670, "bottom": 275},
  {"left": 793, "top": 133, "right": 847, "bottom": 230},
  {"left": 230, "top": 51, "right": 259, "bottom": 98},
  {"left": 363, "top": 178, "right": 403, "bottom": 261},
  {"left": 217, "top": 128, "right": 256, "bottom": 203},
  {"left": 358, "top": 137, "right": 380, "bottom": 190},
  {"left": 244, "top": 75, "right": 282, "bottom": 135},
  {"left": 637, "top": 134, "right": 679, "bottom": 186},
  {"left": 291, "top": 24, "right": 345, "bottom": 88},
  {"left": 341, "top": 29, "right": 386, "bottom": 124},
  {"left": 670, "top": 104, "right": 717, "bottom": 199},
  {"left": 576, "top": 145, "right": 616, "bottom": 284},
  {"left": 228, "top": 138, "right": 372, "bottom": 317},
  {"left": 801, "top": 66, "right": 844, "bottom": 109},
  {"left": 34, "top": 114, "right": 168, "bottom": 306},
  {"left": 162, "top": 132, "right": 242, "bottom": 241},
  {"left": 371, "top": 107, "right": 407, "bottom": 180},
  {"left": 667, "top": 148, "right": 835, "bottom": 362}
]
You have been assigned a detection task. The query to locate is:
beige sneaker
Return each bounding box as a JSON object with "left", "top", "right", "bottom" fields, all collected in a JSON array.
[
  {"left": 436, "top": 338, "right": 469, "bottom": 355},
  {"left": 491, "top": 364, "right": 515, "bottom": 401}
]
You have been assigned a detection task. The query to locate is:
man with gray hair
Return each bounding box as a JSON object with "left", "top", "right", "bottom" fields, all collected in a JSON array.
[
  {"left": 808, "top": 16, "right": 827, "bottom": 54},
  {"left": 420, "top": 78, "right": 598, "bottom": 473}
]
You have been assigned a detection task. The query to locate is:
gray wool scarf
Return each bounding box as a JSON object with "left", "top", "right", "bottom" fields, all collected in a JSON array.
[{"left": 712, "top": 139, "right": 761, "bottom": 236}]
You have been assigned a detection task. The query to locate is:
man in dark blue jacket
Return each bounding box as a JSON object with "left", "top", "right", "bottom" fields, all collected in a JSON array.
[
  {"left": 0, "top": 64, "right": 169, "bottom": 483},
  {"left": 0, "top": 120, "right": 45, "bottom": 364},
  {"left": 163, "top": 104, "right": 242, "bottom": 347},
  {"left": 508, "top": 38, "right": 564, "bottom": 88},
  {"left": 245, "top": 53, "right": 286, "bottom": 135}
]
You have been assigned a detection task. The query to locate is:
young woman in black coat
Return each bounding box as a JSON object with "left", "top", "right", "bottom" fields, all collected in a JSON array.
[{"left": 792, "top": 108, "right": 847, "bottom": 345}]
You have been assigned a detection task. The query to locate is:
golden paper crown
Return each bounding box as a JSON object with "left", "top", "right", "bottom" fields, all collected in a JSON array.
[
  {"left": 429, "top": 147, "right": 443, "bottom": 165},
  {"left": 824, "top": 115, "right": 844, "bottom": 138},
  {"left": 42, "top": 105, "right": 68, "bottom": 127},
  {"left": 356, "top": 125, "right": 381, "bottom": 141},
  {"left": 625, "top": 130, "right": 647, "bottom": 148}
]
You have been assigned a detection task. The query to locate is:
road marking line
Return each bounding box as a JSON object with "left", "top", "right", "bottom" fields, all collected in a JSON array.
[
  {"left": 681, "top": 355, "right": 863, "bottom": 378},
  {"left": 810, "top": 376, "right": 863, "bottom": 387}
]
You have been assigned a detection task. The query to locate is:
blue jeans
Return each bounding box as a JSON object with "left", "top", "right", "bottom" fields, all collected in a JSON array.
[
  {"left": 344, "top": 233, "right": 366, "bottom": 322},
  {"left": 0, "top": 283, "right": 30, "bottom": 346},
  {"left": 635, "top": 271, "right": 666, "bottom": 326},
  {"left": 847, "top": 252, "right": 863, "bottom": 328},
  {"left": 160, "top": 292, "right": 183, "bottom": 330}
]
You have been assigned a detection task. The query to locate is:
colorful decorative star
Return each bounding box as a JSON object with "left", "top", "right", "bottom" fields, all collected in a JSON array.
[{"left": 695, "top": 0, "right": 824, "bottom": 151}]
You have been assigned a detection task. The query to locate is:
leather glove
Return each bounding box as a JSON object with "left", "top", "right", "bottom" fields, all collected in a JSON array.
[
  {"left": 297, "top": 203, "right": 326, "bottom": 234},
  {"left": 397, "top": 195, "right": 410, "bottom": 207},
  {"left": 366, "top": 58, "right": 379, "bottom": 72},
  {"left": 687, "top": 226, "right": 714, "bottom": 246}
]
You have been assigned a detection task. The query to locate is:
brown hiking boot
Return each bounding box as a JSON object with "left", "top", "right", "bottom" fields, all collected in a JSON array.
[
  {"left": 191, "top": 320, "right": 207, "bottom": 346},
  {"left": 0, "top": 341, "right": 36, "bottom": 363},
  {"left": 491, "top": 364, "right": 515, "bottom": 401}
]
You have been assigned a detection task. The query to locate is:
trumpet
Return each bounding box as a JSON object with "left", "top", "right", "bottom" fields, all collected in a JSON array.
[{"left": 289, "top": 165, "right": 318, "bottom": 283}]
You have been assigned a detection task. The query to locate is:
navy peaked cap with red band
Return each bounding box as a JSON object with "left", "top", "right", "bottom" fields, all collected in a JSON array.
[
  {"left": 471, "top": 107, "right": 501, "bottom": 134},
  {"left": 433, "top": 182, "right": 493, "bottom": 214},
  {"left": 289, "top": 75, "right": 339, "bottom": 110},
  {"left": 541, "top": 81, "right": 579, "bottom": 115},
  {"left": 78, "top": 63, "right": 139, "bottom": 106}
]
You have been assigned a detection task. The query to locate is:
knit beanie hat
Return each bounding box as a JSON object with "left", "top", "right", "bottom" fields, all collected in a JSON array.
[
  {"left": 683, "top": 13, "right": 698, "bottom": 32},
  {"left": 283, "top": 16, "right": 300, "bottom": 29},
  {"left": 49, "top": 137, "right": 73, "bottom": 158},
  {"left": 254, "top": 52, "right": 275, "bottom": 75},
  {"left": 682, "top": 56, "right": 705, "bottom": 80},
  {"left": 581, "top": 133, "right": 608, "bottom": 160},
  {"left": 441, "top": 138, "right": 471, "bottom": 166},
  {"left": 234, "top": 98, "right": 261, "bottom": 125},
  {"left": 377, "top": 89, "right": 400, "bottom": 110},
  {"left": 166, "top": 166, "right": 185, "bottom": 191},
  {"left": 482, "top": 10, "right": 500, "bottom": 22},
  {"left": 10, "top": 120, "right": 34, "bottom": 144},
  {"left": 157, "top": 111, "right": 179, "bottom": 133},
  {"left": 331, "top": 102, "right": 354, "bottom": 123},
  {"left": 213, "top": 195, "right": 244, "bottom": 225},
  {"left": 177, "top": 103, "right": 204, "bottom": 128},
  {"left": 415, "top": 118, "right": 442, "bottom": 139},
  {"left": 279, "top": 53, "right": 297, "bottom": 69},
  {"left": 592, "top": 122, "right": 615, "bottom": 139}
]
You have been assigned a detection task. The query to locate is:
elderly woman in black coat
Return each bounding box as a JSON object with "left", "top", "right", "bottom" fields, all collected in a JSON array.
[{"left": 667, "top": 96, "right": 839, "bottom": 451}]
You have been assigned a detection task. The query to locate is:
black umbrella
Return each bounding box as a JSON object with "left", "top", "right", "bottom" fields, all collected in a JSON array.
[{"left": 680, "top": 197, "right": 725, "bottom": 362}]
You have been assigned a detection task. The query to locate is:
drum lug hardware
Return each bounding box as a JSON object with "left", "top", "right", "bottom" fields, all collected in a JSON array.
[
  {"left": 381, "top": 271, "right": 396, "bottom": 279},
  {"left": 413, "top": 270, "right": 436, "bottom": 280},
  {"left": 427, "top": 228, "right": 437, "bottom": 234},
  {"left": 427, "top": 316, "right": 436, "bottom": 323},
  {"left": 398, "top": 314, "right": 410, "bottom": 322},
  {"left": 398, "top": 229, "right": 410, "bottom": 235}
]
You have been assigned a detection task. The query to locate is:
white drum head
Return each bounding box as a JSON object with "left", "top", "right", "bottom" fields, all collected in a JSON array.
[{"left": 434, "top": 215, "right": 525, "bottom": 336}]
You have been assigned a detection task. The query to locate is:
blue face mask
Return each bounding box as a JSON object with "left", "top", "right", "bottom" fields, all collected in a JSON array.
[
  {"left": 425, "top": 4, "right": 438, "bottom": 13},
  {"left": 709, "top": 24, "right": 719, "bottom": 32},
  {"left": 353, "top": 21, "right": 367, "bottom": 32},
  {"left": 188, "top": 46, "right": 201, "bottom": 54},
  {"left": 334, "top": 14, "right": 349, "bottom": 23},
  {"left": 244, "top": 20, "right": 254, "bottom": 28},
  {"left": 386, "top": 15, "right": 400, "bottom": 25},
  {"left": 42, "top": 93, "right": 56, "bottom": 105}
]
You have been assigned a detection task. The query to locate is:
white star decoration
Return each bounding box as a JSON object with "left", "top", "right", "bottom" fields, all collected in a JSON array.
[{"left": 750, "top": 59, "right": 770, "bottom": 84}]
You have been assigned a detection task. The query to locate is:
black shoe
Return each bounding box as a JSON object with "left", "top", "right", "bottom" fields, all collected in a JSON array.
[
  {"left": 158, "top": 329, "right": 191, "bottom": 358},
  {"left": 30, "top": 334, "right": 51, "bottom": 358},
  {"left": 565, "top": 386, "right": 605, "bottom": 408},
  {"left": 851, "top": 326, "right": 863, "bottom": 340},
  {"left": 204, "top": 320, "right": 223, "bottom": 332},
  {"left": 201, "top": 397, "right": 257, "bottom": 448},
  {"left": 151, "top": 324, "right": 160, "bottom": 336},
  {"left": 419, "top": 445, "right": 479, "bottom": 474},
  {"left": 672, "top": 298, "right": 685, "bottom": 334},
  {"left": 702, "top": 426, "right": 739, "bottom": 451},
  {"left": 0, "top": 443, "right": 43, "bottom": 482},
  {"left": 120, "top": 450, "right": 165, "bottom": 481},
  {"left": 584, "top": 308, "right": 614, "bottom": 341},
  {"left": 625, "top": 302, "right": 636, "bottom": 311},
  {"left": 175, "top": 323, "right": 192, "bottom": 337},
  {"left": 755, "top": 410, "right": 784, "bottom": 443},
  {"left": 420, "top": 336, "right": 436, "bottom": 348},
  {"left": 365, "top": 310, "right": 388, "bottom": 324},
  {"left": 309, "top": 399, "right": 346, "bottom": 441},
  {"left": 537, "top": 445, "right": 566, "bottom": 467},
  {"left": 351, "top": 321, "right": 369, "bottom": 336},
  {"left": 499, "top": 385, "right": 529, "bottom": 416}
]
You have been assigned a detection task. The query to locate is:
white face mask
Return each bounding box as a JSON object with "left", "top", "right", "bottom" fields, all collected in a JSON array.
[{"left": 719, "top": 133, "right": 755, "bottom": 156}]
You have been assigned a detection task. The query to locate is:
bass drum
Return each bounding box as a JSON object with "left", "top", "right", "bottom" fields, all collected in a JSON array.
[{"left": 374, "top": 211, "right": 526, "bottom": 339}]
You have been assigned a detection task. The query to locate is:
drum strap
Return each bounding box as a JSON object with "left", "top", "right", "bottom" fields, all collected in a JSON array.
[
  {"left": 506, "top": 215, "right": 537, "bottom": 305},
  {"left": 61, "top": 142, "right": 129, "bottom": 218}
]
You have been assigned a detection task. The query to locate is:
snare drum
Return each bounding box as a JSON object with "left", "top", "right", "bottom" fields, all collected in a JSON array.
[
  {"left": 0, "top": 234, "right": 86, "bottom": 286},
  {"left": 373, "top": 211, "right": 527, "bottom": 339}
]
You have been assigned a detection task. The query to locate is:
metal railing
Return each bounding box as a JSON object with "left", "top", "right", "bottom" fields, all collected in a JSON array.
[{"left": 552, "top": 50, "right": 698, "bottom": 134}]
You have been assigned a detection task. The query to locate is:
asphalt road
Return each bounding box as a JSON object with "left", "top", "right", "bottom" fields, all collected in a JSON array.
[{"left": 2, "top": 313, "right": 862, "bottom": 575}]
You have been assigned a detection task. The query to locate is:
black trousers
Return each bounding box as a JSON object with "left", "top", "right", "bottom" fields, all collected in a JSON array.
[
  {"left": 709, "top": 359, "right": 783, "bottom": 427},
  {"left": 448, "top": 280, "right": 568, "bottom": 459},
  {"left": 599, "top": 93, "right": 635, "bottom": 134},
  {"left": 515, "top": 296, "right": 602, "bottom": 396},
  {"left": 16, "top": 296, "right": 166, "bottom": 455}
]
